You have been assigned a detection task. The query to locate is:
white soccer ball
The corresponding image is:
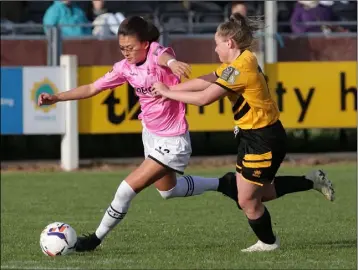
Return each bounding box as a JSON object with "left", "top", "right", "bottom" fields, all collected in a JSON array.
[{"left": 40, "top": 222, "right": 77, "bottom": 256}]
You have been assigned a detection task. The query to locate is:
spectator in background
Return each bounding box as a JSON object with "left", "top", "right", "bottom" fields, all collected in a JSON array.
[
  {"left": 87, "top": 0, "right": 107, "bottom": 21},
  {"left": 43, "top": 0, "right": 91, "bottom": 37},
  {"left": 320, "top": 0, "right": 356, "bottom": 31},
  {"left": 231, "top": 1, "right": 247, "bottom": 17},
  {"left": 90, "top": 0, "right": 125, "bottom": 38},
  {"left": 290, "top": 0, "right": 339, "bottom": 33}
]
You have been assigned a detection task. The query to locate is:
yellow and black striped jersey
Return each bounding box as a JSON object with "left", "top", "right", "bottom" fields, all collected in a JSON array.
[{"left": 215, "top": 50, "right": 279, "bottom": 130}]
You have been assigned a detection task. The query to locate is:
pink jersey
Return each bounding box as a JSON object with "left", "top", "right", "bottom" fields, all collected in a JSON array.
[{"left": 93, "top": 42, "right": 188, "bottom": 136}]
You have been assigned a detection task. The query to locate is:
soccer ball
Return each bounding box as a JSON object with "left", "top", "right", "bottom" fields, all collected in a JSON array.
[{"left": 40, "top": 222, "right": 77, "bottom": 256}]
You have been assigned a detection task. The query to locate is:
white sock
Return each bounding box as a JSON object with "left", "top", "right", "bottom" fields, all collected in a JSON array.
[
  {"left": 95, "top": 180, "right": 136, "bottom": 240},
  {"left": 157, "top": 175, "right": 219, "bottom": 199}
]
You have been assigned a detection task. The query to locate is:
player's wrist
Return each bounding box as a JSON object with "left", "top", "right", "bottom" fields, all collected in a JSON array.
[
  {"left": 55, "top": 93, "right": 64, "bottom": 102},
  {"left": 166, "top": 59, "right": 177, "bottom": 67}
]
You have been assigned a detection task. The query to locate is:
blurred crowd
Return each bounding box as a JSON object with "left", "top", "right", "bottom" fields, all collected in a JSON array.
[{"left": 0, "top": 0, "right": 356, "bottom": 37}]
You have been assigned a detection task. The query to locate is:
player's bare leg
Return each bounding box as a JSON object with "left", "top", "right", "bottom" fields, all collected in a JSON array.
[
  {"left": 154, "top": 171, "right": 177, "bottom": 192},
  {"left": 217, "top": 170, "right": 334, "bottom": 252},
  {"left": 76, "top": 159, "right": 225, "bottom": 252},
  {"left": 75, "top": 158, "right": 171, "bottom": 252}
]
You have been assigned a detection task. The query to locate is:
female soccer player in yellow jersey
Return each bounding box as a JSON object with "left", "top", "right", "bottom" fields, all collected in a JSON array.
[{"left": 152, "top": 13, "right": 335, "bottom": 252}]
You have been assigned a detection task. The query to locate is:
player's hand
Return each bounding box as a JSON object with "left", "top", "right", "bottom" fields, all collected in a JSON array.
[
  {"left": 38, "top": 93, "right": 59, "bottom": 106},
  {"left": 168, "top": 60, "right": 191, "bottom": 79},
  {"left": 152, "top": 82, "right": 171, "bottom": 103},
  {"left": 152, "top": 82, "right": 170, "bottom": 96}
]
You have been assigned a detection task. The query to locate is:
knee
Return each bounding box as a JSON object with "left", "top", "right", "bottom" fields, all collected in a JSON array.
[
  {"left": 238, "top": 197, "right": 248, "bottom": 211},
  {"left": 238, "top": 197, "right": 261, "bottom": 215}
]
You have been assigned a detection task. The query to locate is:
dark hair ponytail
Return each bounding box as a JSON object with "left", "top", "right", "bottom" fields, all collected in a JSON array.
[{"left": 117, "top": 16, "right": 160, "bottom": 43}]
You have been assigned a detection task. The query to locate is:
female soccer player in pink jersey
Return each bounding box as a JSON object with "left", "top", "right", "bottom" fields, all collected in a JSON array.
[{"left": 38, "top": 16, "right": 234, "bottom": 252}]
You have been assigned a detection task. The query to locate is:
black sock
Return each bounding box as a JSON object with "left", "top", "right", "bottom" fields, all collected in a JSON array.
[
  {"left": 218, "top": 173, "right": 238, "bottom": 202},
  {"left": 248, "top": 207, "right": 276, "bottom": 244},
  {"left": 274, "top": 176, "right": 313, "bottom": 198},
  {"left": 219, "top": 175, "right": 313, "bottom": 208}
]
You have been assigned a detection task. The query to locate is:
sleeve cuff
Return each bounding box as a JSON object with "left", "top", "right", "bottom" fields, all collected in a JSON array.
[{"left": 214, "top": 82, "right": 235, "bottom": 93}]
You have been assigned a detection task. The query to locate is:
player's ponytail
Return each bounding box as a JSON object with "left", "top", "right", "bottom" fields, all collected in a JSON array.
[
  {"left": 117, "top": 16, "right": 160, "bottom": 43},
  {"left": 217, "top": 13, "right": 263, "bottom": 51}
]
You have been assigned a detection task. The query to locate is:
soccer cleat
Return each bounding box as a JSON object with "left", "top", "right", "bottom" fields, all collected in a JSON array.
[
  {"left": 306, "top": 169, "right": 335, "bottom": 201},
  {"left": 241, "top": 236, "right": 280, "bottom": 252},
  {"left": 217, "top": 172, "right": 238, "bottom": 202},
  {"left": 75, "top": 233, "right": 101, "bottom": 252}
]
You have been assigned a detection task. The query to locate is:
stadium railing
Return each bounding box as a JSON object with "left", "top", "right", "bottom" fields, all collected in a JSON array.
[{"left": 1, "top": 20, "right": 356, "bottom": 66}]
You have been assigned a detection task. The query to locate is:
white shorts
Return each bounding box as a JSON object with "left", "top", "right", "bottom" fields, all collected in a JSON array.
[{"left": 142, "top": 126, "right": 192, "bottom": 174}]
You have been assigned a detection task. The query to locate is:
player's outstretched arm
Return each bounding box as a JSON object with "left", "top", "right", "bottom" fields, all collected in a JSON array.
[
  {"left": 57, "top": 84, "right": 100, "bottom": 101},
  {"left": 169, "top": 72, "right": 217, "bottom": 92},
  {"left": 153, "top": 82, "right": 226, "bottom": 106},
  {"left": 38, "top": 83, "right": 100, "bottom": 106}
]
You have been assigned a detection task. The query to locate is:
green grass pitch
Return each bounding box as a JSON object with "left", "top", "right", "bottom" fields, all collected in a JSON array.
[{"left": 1, "top": 164, "right": 356, "bottom": 269}]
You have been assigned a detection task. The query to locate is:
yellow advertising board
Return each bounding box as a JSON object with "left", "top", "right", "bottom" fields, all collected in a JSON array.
[
  {"left": 78, "top": 62, "right": 357, "bottom": 133},
  {"left": 265, "top": 62, "right": 357, "bottom": 128}
]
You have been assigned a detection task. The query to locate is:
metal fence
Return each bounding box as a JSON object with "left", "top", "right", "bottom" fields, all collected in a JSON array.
[{"left": 1, "top": 21, "right": 357, "bottom": 67}]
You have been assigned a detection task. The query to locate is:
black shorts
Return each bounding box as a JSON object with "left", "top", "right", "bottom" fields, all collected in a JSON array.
[{"left": 236, "top": 120, "right": 287, "bottom": 186}]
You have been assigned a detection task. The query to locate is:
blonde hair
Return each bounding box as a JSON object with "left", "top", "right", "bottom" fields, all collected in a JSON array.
[{"left": 217, "top": 13, "right": 263, "bottom": 51}]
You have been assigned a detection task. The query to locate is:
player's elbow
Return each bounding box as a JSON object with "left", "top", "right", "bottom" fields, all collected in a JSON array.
[
  {"left": 190, "top": 92, "right": 205, "bottom": 106},
  {"left": 193, "top": 99, "right": 207, "bottom": 106},
  {"left": 198, "top": 101, "right": 208, "bottom": 106}
]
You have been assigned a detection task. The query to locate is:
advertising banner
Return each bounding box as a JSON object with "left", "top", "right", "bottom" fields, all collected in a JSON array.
[
  {"left": 0, "top": 68, "right": 23, "bottom": 134},
  {"left": 265, "top": 62, "right": 357, "bottom": 128},
  {"left": 75, "top": 61, "right": 356, "bottom": 133}
]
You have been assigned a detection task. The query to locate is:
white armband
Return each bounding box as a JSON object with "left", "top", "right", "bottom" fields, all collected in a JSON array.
[{"left": 166, "top": 59, "right": 177, "bottom": 67}]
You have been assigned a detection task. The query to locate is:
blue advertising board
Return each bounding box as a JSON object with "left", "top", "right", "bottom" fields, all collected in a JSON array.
[{"left": 1, "top": 68, "right": 23, "bottom": 134}]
